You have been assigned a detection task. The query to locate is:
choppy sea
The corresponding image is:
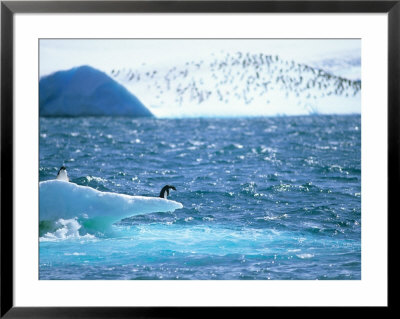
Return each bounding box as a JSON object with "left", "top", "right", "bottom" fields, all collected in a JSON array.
[{"left": 39, "top": 115, "right": 361, "bottom": 280}]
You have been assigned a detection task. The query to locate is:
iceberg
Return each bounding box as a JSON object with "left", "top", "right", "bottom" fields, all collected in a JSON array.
[
  {"left": 39, "top": 180, "right": 183, "bottom": 223},
  {"left": 39, "top": 65, "right": 153, "bottom": 117}
]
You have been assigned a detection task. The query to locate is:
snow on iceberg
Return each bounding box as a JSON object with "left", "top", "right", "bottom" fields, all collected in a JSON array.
[
  {"left": 39, "top": 65, "right": 153, "bottom": 117},
  {"left": 39, "top": 180, "right": 183, "bottom": 223}
]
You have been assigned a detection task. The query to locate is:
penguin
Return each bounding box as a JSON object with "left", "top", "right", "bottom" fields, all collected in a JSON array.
[
  {"left": 159, "top": 185, "right": 176, "bottom": 199},
  {"left": 56, "top": 166, "right": 69, "bottom": 182}
]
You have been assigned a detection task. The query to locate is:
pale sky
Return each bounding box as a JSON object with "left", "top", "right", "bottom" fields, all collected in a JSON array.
[
  {"left": 40, "top": 39, "right": 360, "bottom": 77},
  {"left": 39, "top": 39, "right": 361, "bottom": 117}
]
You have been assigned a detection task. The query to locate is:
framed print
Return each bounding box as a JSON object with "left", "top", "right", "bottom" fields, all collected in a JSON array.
[{"left": 1, "top": 0, "right": 395, "bottom": 317}]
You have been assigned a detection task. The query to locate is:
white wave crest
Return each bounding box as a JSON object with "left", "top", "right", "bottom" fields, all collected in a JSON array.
[
  {"left": 40, "top": 218, "right": 96, "bottom": 241},
  {"left": 296, "top": 253, "right": 315, "bottom": 259}
]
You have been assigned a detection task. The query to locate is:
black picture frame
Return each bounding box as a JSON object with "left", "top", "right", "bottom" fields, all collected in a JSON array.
[{"left": 1, "top": 0, "right": 395, "bottom": 317}]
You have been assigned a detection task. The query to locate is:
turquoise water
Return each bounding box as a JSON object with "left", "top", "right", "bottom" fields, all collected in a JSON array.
[{"left": 39, "top": 115, "right": 361, "bottom": 280}]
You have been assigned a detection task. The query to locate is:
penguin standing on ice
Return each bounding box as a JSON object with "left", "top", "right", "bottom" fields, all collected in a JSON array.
[
  {"left": 159, "top": 185, "right": 176, "bottom": 199},
  {"left": 56, "top": 166, "right": 69, "bottom": 182}
]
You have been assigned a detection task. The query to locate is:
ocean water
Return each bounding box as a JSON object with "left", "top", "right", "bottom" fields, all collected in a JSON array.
[{"left": 39, "top": 115, "right": 361, "bottom": 280}]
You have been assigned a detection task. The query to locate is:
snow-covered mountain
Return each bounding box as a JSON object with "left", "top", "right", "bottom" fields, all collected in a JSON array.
[
  {"left": 309, "top": 55, "right": 361, "bottom": 81},
  {"left": 39, "top": 65, "right": 153, "bottom": 117},
  {"left": 110, "top": 51, "right": 361, "bottom": 118}
]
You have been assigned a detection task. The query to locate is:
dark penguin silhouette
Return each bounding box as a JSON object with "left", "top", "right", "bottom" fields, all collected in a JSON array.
[{"left": 159, "top": 185, "right": 176, "bottom": 199}]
